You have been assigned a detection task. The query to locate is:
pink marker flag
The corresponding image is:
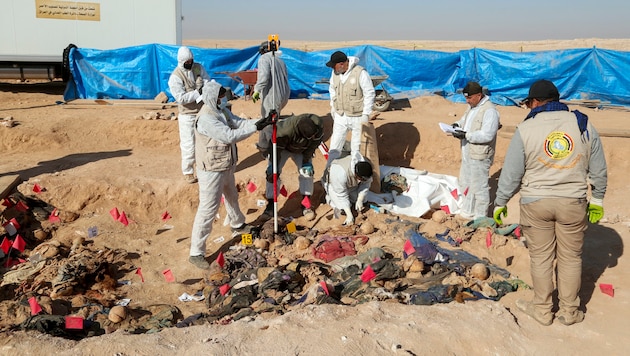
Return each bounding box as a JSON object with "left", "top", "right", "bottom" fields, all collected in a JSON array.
[
  {"left": 279, "top": 185, "right": 288, "bottom": 197},
  {"left": 301, "top": 195, "right": 312, "bottom": 209},
  {"left": 12, "top": 234, "right": 26, "bottom": 252},
  {"left": 161, "top": 211, "right": 171, "bottom": 221},
  {"left": 135, "top": 267, "right": 145, "bottom": 283},
  {"left": 109, "top": 207, "right": 120, "bottom": 220},
  {"left": 219, "top": 283, "right": 231, "bottom": 296},
  {"left": 361, "top": 265, "right": 377, "bottom": 283},
  {"left": 118, "top": 212, "right": 129, "bottom": 226},
  {"left": 514, "top": 226, "right": 522, "bottom": 239},
  {"left": 599, "top": 283, "right": 614, "bottom": 297},
  {"left": 216, "top": 251, "right": 225, "bottom": 268},
  {"left": 440, "top": 205, "right": 451, "bottom": 214},
  {"left": 9, "top": 218, "right": 20, "bottom": 230},
  {"left": 48, "top": 209, "right": 61, "bottom": 223},
  {"left": 220, "top": 195, "right": 225, "bottom": 204},
  {"left": 486, "top": 230, "right": 492, "bottom": 248},
  {"left": 246, "top": 181, "right": 257, "bottom": 193},
  {"left": 162, "top": 269, "right": 175, "bottom": 282},
  {"left": 15, "top": 201, "right": 29, "bottom": 212},
  {"left": 65, "top": 316, "right": 84, "bottom": 330},
  {"left": 450, "top": 189, "right": 458, "bottom": 199},
  {"left": 403, "top": 239, "right": 416, "bottom": 255},
  {"left": 2, "top": 198, "right": 14, "bottom": 207},
  {"left": 463, "top": 187, "right": 469, "bottom": 196},
  {"left": 28, "top": 296, "right": 42, "bottom": 315},
  {"left": 32, "top": 184, "right": 43, "bottom": 193},
  {"left": 1, "top": 237, "right": 11, "bottom": 254},
  {"left": 319, "top": 281, "right": 330, "bottom": 296}
]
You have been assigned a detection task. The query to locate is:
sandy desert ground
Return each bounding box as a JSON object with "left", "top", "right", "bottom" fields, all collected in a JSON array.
[{"left": 0, "top": 39, "right": 629, "bottom": 356}]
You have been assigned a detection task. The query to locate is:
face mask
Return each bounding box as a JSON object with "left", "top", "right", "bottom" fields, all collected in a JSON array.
[
  {"left": 183, "top": 60, "right": 193, "bottom": 70},
  {"left": 218, "top": 97, "right": 229, "bottom": 110}
]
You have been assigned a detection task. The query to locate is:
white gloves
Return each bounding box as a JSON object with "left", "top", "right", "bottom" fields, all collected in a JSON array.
[
  {"left": 191, "top": 90, "right": 202, "bottom": 103},
  {"left": 361, "top": 114, "right": 369, "bottom": 122},
  {"left": 343, "top": 208, "right": 354, "bottom": 226},
  {"left": 355, "top": 191, "right": 367, "bottom": 212}
]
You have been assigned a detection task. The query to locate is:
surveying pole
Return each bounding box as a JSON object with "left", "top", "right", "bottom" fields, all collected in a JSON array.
[{"left": 268, "top": 34, "right": 280, "bottom": 234}]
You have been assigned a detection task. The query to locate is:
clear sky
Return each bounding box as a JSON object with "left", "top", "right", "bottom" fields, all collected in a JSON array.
[{"left": 181, "top": 0, "right": 629, "bottom": 42}]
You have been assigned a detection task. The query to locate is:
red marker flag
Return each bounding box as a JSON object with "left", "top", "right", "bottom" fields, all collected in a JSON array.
[
  {"left": 161, "top": 211, "right": 171, "bottom": 221},
  {"left": 246, "top": 181, "right": 257, "bottom": 193},
  {"left": 65, "top": 316, "right": 84, "bottom": 329},
  {"left": 486, "top": 230, "right": 492, "bottom": 248},
  {"left": 301, "top": 195, "right": 311, "bottom": 209},
  {"left": 15, "top": 201, "right": 29, "bottom": 212},
  {"left": 440, "top": 205, "right": 451, "bottom": 214},
  {"left": 2, "top": 198, "right": 14, "bottom": 207},
  {"left": 109, "top": 207, "right": 120, "bottom": 221},
  {"left": 450, "top": 189, "right": 459, "bottom": 199},
  {"left": 463, "top": 187, "right": 469, "bottom": 196},
  {"left": 135, "top": 267, "right": 145, "bottom": 283},
  {"left": 319, "top": 281, "right": 330, "bottom": 296},
  {"left": 162, "top": 269, "right": 175, "bottom": 282},
  {"left": 600, "top": 283, "right": 614, "bottom": 297},
  {"left": 403, "top": 239, "right": 416, "bottom": 255},
  {"left": 48, "top": 208, "right": 60, "bottom": 223},
  {"left": 8, "top": 218, "right": 20, "bottom": 230},
  {"left": 118, "top": 212, "right": 129, "bottom": 226},
  {"left": 279, "top": 185, "right": 288, "bottom": 197},
  {"left": 12, "top": 234, "right": 26, "bottom": 252},
  {"left": 361, "top": 265, "right": 377, "bottom": 283},
  {"left": 32, "top": 184, "right": 43, "bottom": 193},
  {"left": 28, "top": 296, "right": 42, "bottom": 315},
  {"left": 216, "top": 251, "right": 225, "bottom": 268},
  {"left": 1, "top": 237, "right": 11, "bottom": 254},
  {"left": 219, "top": 283, "right": 231, "bottom": 296}
]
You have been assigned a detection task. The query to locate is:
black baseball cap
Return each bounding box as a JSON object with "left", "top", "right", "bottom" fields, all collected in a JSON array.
[
  {"left": 326, "top": 51, "right": 348, "bottom": 68},
  {"left": 523, "top": 79, "right": 560, "bottom": 103}
]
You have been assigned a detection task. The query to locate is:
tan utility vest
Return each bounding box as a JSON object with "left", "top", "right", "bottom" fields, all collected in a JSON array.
[
  {"left": 331, "top": 65, "right": 365, "bottom": 116},
  {"left": 518, "top": 110, "right": 590, "bottom": 198},
  {"left": 462, "top": 99, "right": 497, "bottom": 160},
  {"left": 172, "top": 64, "right": 204, "bottom": 115},
  {"left": 194, "top": 106, "right": 237, "bottom": 172}
]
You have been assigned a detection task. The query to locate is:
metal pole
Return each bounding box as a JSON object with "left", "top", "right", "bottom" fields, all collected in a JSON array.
[{"left": 270, "top": 39, "right": 279, "bottom": 234}]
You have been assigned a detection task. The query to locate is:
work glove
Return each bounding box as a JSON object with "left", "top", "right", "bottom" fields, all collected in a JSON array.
[
  {"left": 343, "top": 208, "right": 354, "bottom": 226},
  {"left": 452, "top": 130, "right": 466, "bottom": 140},
  {"left": 355, "top": 191, "right": 367, "bottom": 212},
  {"left": 587, "top": 197, "right": 604, "bottom": 224},
  {"left": 255, "top": 115, "right": 273, "bottom": 131},
  {"left": 299, "top": 162, "right": 314, "bottom": 177},
  {"left": 493, "top": 206, "right": 508, "bottom": 225},
  {"left": 252, "top": 91, "right": 260, "bottom": 103}
]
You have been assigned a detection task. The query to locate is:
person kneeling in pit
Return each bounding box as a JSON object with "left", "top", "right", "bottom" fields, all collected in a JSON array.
[{"left": 322, "top": 155, "right": 374, "bottom": 225}]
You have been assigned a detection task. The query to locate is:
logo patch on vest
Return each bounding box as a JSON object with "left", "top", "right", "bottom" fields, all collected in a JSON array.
[{"left": 544, "top": 131, "right": 573, "bottom": 159}]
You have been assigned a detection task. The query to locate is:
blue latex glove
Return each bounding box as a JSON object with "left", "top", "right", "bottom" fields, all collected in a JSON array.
[
  {"left": 493, "top": 206, "right": 507, "bottom": 225},
  {"left": 587, "top": 198, "right": 604, "bottom": 224},
  {"left": 300, "top": 162, "right": 314, "bottom": 177}
]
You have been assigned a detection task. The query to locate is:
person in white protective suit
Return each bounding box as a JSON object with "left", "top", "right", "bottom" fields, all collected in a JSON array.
[
  {"left": 168, "top": 46, "right": 212, "bottom": 184},
  {"left": 326, "top": 51, "right": 375, "bottom": 170},
  {"left": 252, "top": 40, "right": 290, "bottom": 158},
  {"left": 450, "top": 81, "right": 501, "bottom": 219},
  {"left": 322, "top": 155, "right": 374, "bottom": 226},
  {"left": 188, "top": 80, "right": 273, "bottom": 270}
]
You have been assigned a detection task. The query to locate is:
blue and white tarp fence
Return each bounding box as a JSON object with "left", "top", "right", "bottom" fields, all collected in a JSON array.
[{"left": 65, "top": 43, "right": 630, "bottom": 108}]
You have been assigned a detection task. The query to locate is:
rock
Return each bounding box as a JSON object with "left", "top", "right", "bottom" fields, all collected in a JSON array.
[
  {"left": 108, "top": 305, "right": 127, "bottom": 323},
  {"left": 471, "top": 263, "right": 490, "bottom": 280},
  {"left": 254, "top": 238, "right": 270, "bottom": 250},
  {"left": 359, "top": 221, "right": 375, "bottom": 234},
  {"left": 293, "top": 236, "right": 311, "bottom": 250},
  {"left": 32, "top": 229, "right": 49, "bottom": 241},
  {"left": 432, "top": 210, "right": 448, "bottom": 223},
  {"left": 154, "top": 91, "right": 168, "bottom": 103}
]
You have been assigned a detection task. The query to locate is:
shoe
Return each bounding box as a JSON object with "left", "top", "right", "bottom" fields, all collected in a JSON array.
[
  {"left": 184, "top": 174, "right": 198, "bottom": 184},
  {"left": 231, "top": 223, "right": 253, "bottom": 237},
  {"left": 303, "top": 208, "right": 316, "bottom": 221},
  {"left": 515, "top": 299, "right": 553, "bottom": 326},
  {"left": 188, "top": 255, "right": 210, "bottom": 270},
  {"left": 556, "top": 310, "right": 584, "bottom": 326}
]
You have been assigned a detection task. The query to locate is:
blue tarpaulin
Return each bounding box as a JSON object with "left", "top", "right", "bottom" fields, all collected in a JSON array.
[{"left": 65, "top": 43, "right": 630, "bottom": 108}]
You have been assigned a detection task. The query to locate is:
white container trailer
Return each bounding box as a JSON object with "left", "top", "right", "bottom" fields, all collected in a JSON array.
[{"left": 0, "top": 0, "right": 182, "bottom": 81}]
